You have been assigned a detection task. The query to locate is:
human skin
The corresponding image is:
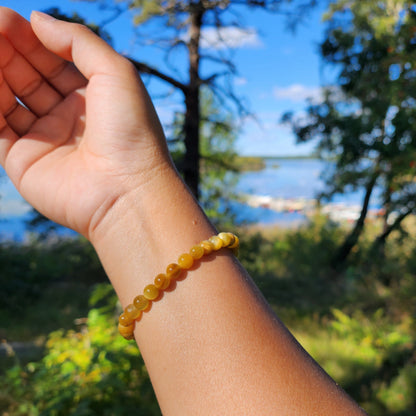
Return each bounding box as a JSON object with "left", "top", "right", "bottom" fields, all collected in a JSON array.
[{"left": 0, "top": 8, "right": 367, "bottom": 415}]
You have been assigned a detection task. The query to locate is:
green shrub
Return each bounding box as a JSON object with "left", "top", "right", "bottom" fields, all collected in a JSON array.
[
  {"left": 0, "top": 237, "right": 105, "bottom": 312},
  {"left": 0, "top": 284, "right": 160, "bottom": 416},
  {"left": 295, "top": 308, "right": 415, "bottom": 415},
  {"left": 0, "top": 237, "right": 107, "bottom": 341}
]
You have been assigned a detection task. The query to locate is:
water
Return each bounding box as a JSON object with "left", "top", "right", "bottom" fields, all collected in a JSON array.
[
  {"left": 232, "top": 158, "right": 382, "bottom": 225},
  {"left": 236, "top": 158, "right": 326, "bottom": 199},
  {"left": 0, "top": 159, "right": 381, "bottom": 239},
  {"left": 0, "top": 213, "right": 77, "bottom": 242},
  {"left": 0, "top": 171, "right": 76, "bottom": 241}
]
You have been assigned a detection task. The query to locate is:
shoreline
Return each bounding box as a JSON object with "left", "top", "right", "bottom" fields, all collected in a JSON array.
[{"left": 242, "top": 194, "right": 384, "bottom": 223}]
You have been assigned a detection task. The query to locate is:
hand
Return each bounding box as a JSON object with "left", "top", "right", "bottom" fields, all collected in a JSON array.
[{"left": 0, "top": 8, "right": 171, "bottom": 238}]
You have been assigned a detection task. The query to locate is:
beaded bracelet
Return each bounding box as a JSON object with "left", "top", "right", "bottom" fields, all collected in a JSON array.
[{"left": 118, "top": 232, "right": 239, "bottom": 340}]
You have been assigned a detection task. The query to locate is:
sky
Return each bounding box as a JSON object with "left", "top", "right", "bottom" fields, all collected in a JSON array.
[
  {"left": 0, "top": 0, "right": 331, "bottom": 219},
  {"left": 0, "top": 0, "right": 330, "bottom": 157}
]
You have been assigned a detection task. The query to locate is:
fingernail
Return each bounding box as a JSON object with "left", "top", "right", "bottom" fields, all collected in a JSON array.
[{"left": 31, "top": 11, "right": 57, "bottom": 22}]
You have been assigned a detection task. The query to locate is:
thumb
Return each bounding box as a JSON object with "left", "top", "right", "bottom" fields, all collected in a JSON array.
[{"left": 30, "top": 11, "right": 127, "bottom": 80}]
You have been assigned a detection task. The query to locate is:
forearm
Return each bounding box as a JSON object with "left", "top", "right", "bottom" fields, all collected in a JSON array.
[{"left": 91, "top": 165, "right": 366, "bottom": 415}]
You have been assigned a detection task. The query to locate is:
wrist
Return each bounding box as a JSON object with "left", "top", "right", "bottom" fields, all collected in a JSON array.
[{"left": 89, "top": 163, "right": 216, "bottom": 305}]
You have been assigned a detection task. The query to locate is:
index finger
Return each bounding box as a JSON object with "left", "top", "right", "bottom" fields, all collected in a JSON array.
[{"left": 0, "top": 7, "right": 87, "bottom": 95}]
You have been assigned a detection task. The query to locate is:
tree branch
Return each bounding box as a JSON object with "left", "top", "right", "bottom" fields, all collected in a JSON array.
[
  {"left": 331, "top": 170, "right": 379, "bottom": 269},
  {"left": 127, "top": 57, "right": 189, "bottom": 94},
  {"left": 373, "top": 208, "right": 413, "bottom": 247}
]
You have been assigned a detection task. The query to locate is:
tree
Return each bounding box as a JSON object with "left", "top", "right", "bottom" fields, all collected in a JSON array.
[
  {"left": 79, "top": 0, "right": 317, "bottom": 199},
  {"left": 285, "top": 0, "right": 416, "bottom": 267},
  {"left": 170, "top": 87, "right": 241, "bottom": 226}
]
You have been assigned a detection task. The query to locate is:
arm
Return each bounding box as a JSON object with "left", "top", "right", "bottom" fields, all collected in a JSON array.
[{"left": 0, "top": 8, "right": 366, "bottom": 415}]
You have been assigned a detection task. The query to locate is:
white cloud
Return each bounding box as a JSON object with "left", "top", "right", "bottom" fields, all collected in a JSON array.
[
  {"left": 273, "top": 84, "right": 347, "bottom": 106},
  {"left": 0, "top": 198, "right": 31, "bottom": 217},
  {"left": 236, "top": 111, "right": 317, "bottom": 157},
  {"left": 236, "top": 125, "right": 316, "bottom": 157},
  {"left": 0, "top": 176, "right": 32, "bottom": 217},
  {"left": 281, "top": 46, "right": 294, "bottom": 55},
  {"left": 200, "top": 27, "right": 262, "bottom": 50},
  {"left": 234, "top": 77, "right": 248, "bottom": 86},
  {"left": 273, "top": 84, "right": 323, "bottom": 103}
]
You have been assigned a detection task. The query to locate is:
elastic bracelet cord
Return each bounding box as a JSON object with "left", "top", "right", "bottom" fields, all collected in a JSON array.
[{"left": 118, "top": 232, "right": 239, "bottom": 340}]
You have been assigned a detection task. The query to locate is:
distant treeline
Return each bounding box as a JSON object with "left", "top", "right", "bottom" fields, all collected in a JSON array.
[
  {"left": 235, "top": 154, "right": 318, "bottom": 172},
  {"left": 233, "top": 156, "right": 266, "bottom": 172},
  {"left": 262, "top": 154, "right": 318, "bottom": 160}
]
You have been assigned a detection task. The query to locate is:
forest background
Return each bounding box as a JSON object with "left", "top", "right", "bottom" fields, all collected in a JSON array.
[{"left": 1, "top": 1, "right": 416, "bottom": 415}]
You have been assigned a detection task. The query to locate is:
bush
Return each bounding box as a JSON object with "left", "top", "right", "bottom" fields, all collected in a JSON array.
[
  {"left": 0, "top": 237, "right": 105, "bottom": 313},
  {"left": 0, "top": 237, "right": 107, "bottom": 341},
  {"left": 0, "top": 284, "right": 160, "bottom": 416},
  {"left": 239, "top": 217, "right": 416, "bottom": 415}
]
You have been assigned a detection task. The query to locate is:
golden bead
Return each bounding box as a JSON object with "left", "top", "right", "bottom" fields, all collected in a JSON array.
[
  {"left": 209, "top": 235, "right": 223, "bottom": 250},
  {"left": 133, "top": 294, "right": 150, "bottom": 311},
  {"left": 217, "top": 232, "right": 233, "bottom": 247},
  {"left": 119, "top": 312, "right": 133, "bottom": 327},
  {"left": 190, "top": 244, "right": 204, "bottom": 259},
  {"left": 166, "top": 263, "right": 182, "bottom": 279},
  {"left": 178, "top": 253, "right": 194, "bottom": 269},
  {"left": 229, "top": 235, "right": 239, "bottom": 249},
  {"left": 154, "top": 273, "right": 171, "bottom": 290},
  {"left": 118, "top": 323, "right": 135, "bottom": 339},
  {"left": 143, "top": 284, "right": 160, "bottom": 300},
  {"left": 200, "top": 240, "right": 214, "bottom": 255},
  {"left": 124, "top": 303, "right": 142, "bottom": 320},
  {"left": 118, "top": 232, "right": 239, "bottom": 338}
]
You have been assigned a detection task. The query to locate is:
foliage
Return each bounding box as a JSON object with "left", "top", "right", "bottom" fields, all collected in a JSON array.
[
  {"left": 239, "top": 217, "right": 416, "bottom": 415},
  {"left": 240, "top": 216, "right": 347, "bottom": 316},
  {"left": 232, "top": 155, "right": 266, "bottom": 172},
  {"left": 0, "top": 237, "right": 105, "bottom": 318},
  {"left": 0, "top": 284, "right": 160, "bottom": 416},
  {"left": 297, "top": 308, "right": 415, "bottom": 415},
  {"left": 1, "top": 217, "right": 415, "bottom": 415},
  {"left": 284, "top": 0, "right": 416, "bottom": 263}
]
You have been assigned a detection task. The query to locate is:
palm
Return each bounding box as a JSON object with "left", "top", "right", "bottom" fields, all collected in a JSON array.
[
  {"left": 0, "top": 9, "right": 167, "bottom": 237},
  {"left": 11, "top": 83, "right": 112, "bottom": 236}
]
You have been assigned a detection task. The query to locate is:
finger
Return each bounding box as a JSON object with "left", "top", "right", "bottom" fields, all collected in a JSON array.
[
  {"left": 4, "top": 93, "right": 84, "bottom": 189},
  {"left": 0, "top": 69, "right": 17, "bottom": 117},
  {"left": 6, "top": 103, "right": 37, "bottom": 137},
  {"left": 0, "top": 36, "right": 63, "bottom": 117},
  {"left": 0, "top": 70, "right": 37, "bottom": 136},
  {"left": 0, "top": 7, "right": 86, "bottom": 95},
  {"left": 30, "top": 11, "right": 165, "bottom": 145},
  {"left": 0, "top": 112, "right": 18, "bottom": 167},
  {"left": 30, "top": 11, "right": 129, "bottom": 80}
]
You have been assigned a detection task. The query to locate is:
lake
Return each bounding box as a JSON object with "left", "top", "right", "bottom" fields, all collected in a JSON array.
[
  {"left": 0, "top": 159, "right": 381, "bottom": 240},
  {"left": 231, "top": 158, "right": 382, "bottom": 225}
]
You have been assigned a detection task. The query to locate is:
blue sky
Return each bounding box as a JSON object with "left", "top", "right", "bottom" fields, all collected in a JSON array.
[{"left": 1, "top": 0, "right": 330, "bottom": 158}]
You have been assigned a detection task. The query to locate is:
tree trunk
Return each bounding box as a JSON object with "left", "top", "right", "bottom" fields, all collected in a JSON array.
[
  {"left": 371, "top": 208, "right": 412, "bottom": 253},
  {"left": 183, "top": 7, "right": 203, "bottom": 199},
  {"left": 331, "top": 173, "right": 378, "bottom": 269}
]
